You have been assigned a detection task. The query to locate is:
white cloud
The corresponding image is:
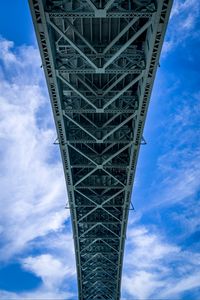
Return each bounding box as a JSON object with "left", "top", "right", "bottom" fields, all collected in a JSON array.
[
  {"left": 135, "top": 92, "right": 200, "bottom": 217},
  {"left": 0, "top": 37, "right": 69, "bottom": 259},
  {"left": 0, "top": 39, "right": 16, "bottom": 63},
  {"left": 22, "top": 254, "right": 75, "bottom": 289},
  {"left": 0, "top": 35, "right": 69, "bottom": 250},
  {"left": 0, "top": 233, "right": 77, "bottom": 299},
  {"left": 122, "top": 226, "right": 179, "bottom": 299},
  {"left": 123, "top": 271, "right": 163, "bottom": 300},
  {"left": 122, "top": 90, "right": 200, "bottom": 299},
  {"left": 121, "top": 3, "right": 200, "bottom": 299},
  {"left": 162, "top": 0, "right": 200, "bottom": 55},
  {"left": 122, "top": 202, "right": 179, "bottom": 298},
  {"left": 160, "top": 271, "right": 200, "bottom": 298},
  {"left": 122, "top": 225, "right": 200, "bottom": 299},
  {"left": 171, "top": 0, "right": 197, "bottom": 19},
  {"left": 152, "top": 96, "right": 200, "bottom": 209},
  {"left": 125, "top": 227, "right": 178, "bottom": 270},
  {"left": 0, "top": 37, "right": 76, "bottom": 297},
  {"left": 0, "top": 287, "right": 75, "bottom": 300}
]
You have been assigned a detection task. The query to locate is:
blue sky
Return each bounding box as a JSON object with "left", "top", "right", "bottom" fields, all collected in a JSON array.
[{"left": 0, "top": 1, "right": 200, "bottom": 299}]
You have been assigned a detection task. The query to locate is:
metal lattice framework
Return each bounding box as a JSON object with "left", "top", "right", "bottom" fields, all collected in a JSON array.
[{"left": 29, "top": 1, "right": 173, "bottom": 299}]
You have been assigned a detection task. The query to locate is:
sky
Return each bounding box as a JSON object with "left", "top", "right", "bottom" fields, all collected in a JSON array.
[{"left": 0, "top": 0, "right": 200, "bottom": 299}]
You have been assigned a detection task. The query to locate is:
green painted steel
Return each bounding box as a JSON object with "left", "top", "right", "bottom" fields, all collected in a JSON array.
[{"left": 29, "top": 1, "right": 173, "bottom": 299}]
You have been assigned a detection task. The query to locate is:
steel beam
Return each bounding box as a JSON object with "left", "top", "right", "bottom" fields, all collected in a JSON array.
[
  {"left": 103, "top": 17, "right": 139, "bottom": 55},
  {"left": 103, "top": 19, "right": 152, "bottom": 69},
  {"left": 103, "top": 73, "right": 144, "bottom": 109},
  {"left": 47, "top": 17, "right": 97, "bottom": 70},
  {"left": 58, "top": 73, "right": 97, "bottom": 110},
  {"left": 29, "top": 0, "right": 173, "bottom": 299}
]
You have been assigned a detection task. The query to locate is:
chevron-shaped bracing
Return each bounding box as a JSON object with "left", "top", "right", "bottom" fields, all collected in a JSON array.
[{"left": 29, "top": 1, "right": 173, "bottom": 299}]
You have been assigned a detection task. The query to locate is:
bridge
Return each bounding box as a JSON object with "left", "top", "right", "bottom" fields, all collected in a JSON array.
[{"left": 29, "top": 1, "right": 173, "bottom": 299}]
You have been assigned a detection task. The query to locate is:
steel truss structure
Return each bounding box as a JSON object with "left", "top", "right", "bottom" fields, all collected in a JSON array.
[{"left": 29, "top": 1, "right": 172, "bottom": 299}]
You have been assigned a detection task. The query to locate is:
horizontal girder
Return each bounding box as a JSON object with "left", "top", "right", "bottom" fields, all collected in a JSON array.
[{"left": 29, "top": 0, "right": 173, "bottom": 299}]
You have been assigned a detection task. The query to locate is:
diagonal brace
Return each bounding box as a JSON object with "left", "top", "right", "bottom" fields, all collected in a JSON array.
[
  {"left": 103, "top": 72, "right": 144, "bottom": 109},
  {"left": 46, "top": 16, "right": 97, "bottom": 70},
  {"left": 103, "top": 18, "right": 152, "bottom": 69},
  {"left": 57, "top": 73, "right": 97, "bottom": 110},
  {"left": 63, "top": 111, "right": 98, "bottom": 141},
  {"left": 103, "top": 17, "right": 139, "bottom": 55}
]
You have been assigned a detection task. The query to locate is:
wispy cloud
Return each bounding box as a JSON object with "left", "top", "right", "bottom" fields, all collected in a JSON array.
[
  {"left": 122, "top": 27, "right": 200, "bottom": 298},
  {"left": 160, "top": 271, "right": 200, "bottom": 298},
  {"left": 162, "top": 0, "right": 200, "bottom": 55},
  {"left": 151, "top": 94, "right": 200, "bottom": 210},
  {"left": 122, "top": 225, "right": 200, "bottom": 299},
  {"left": 0, "top": 233, "right": 77, "bottom": 299},
  {"left": 122, "top": 226, "right": 179, "bottom": 299},
  {"left": 23, "top": 254, "right": 74, "bottom": 289},
  {"left": 134, "top": 87, "right": 200, "bottom": 219},
  {"left": 0, "top": 37, "right": 76, "bottom": 297}
]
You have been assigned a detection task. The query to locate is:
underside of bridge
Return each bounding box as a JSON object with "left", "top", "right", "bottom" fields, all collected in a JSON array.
[{"left": 29, "top": 1, "right": 173, "bottom": 299}]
